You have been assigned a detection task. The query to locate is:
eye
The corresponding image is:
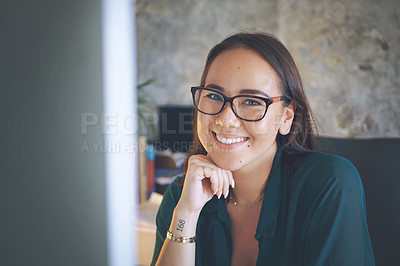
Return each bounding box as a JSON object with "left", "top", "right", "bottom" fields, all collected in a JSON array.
[
  {"left": 242, "top": 98, "right": 263, "bottom": 106},
  {"left": 205, "top": 92, "right": 223, "bottom": 101}
]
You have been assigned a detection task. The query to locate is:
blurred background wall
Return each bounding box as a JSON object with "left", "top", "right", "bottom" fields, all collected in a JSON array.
[{"left": 136, "top": 0, "right": 400, "bottom": 138}]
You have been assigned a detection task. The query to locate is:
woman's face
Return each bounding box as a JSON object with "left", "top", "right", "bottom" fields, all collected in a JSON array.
[{"left": 197, "top": 48, "right": 293, "bottom": 172}]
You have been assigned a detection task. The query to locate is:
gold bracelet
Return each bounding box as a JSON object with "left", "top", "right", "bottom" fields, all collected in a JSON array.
[{"left": 166, "top": 230, "right": 196, "bottom": 243}]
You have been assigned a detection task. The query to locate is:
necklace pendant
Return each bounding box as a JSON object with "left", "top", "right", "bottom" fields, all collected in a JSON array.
[{"left": 229, "top": 194, "right": 264, "bottom": 208}]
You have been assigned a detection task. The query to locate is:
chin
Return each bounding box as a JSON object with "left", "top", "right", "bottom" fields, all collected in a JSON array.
[{"left": 209, "top": 153, "right": 245, "bottom": 171}]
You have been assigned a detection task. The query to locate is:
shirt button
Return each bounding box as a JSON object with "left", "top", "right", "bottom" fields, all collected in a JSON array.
[{"left": 255, "top": 233, "right": 261, "bottom": 240}]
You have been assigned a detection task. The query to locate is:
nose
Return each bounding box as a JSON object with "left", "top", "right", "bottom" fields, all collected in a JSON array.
[{"left": 215, "top": 103, "right": 241, "bottom": 128}]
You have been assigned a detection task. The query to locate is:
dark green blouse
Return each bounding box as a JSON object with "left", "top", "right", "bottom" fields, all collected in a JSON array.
[{"left": 151, "top": 149, "right": 375, "bottom": 265}]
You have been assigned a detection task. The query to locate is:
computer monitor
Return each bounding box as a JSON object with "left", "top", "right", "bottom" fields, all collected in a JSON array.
[{"left": 157, "top": 105, "right": 194, "bottom": 153}]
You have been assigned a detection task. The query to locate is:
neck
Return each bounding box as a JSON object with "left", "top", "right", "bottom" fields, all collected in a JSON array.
[{"left": 230, "top": 142, "right": 277, "bottom": 203}]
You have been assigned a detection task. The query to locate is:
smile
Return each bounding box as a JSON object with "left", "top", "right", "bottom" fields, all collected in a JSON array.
[{"left": 215, "top": 133, "right": 248, "bottom": 145}]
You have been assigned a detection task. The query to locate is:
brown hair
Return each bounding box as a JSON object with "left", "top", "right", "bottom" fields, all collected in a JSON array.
[{"left": 184, "top": 32, "right": 317, "bottom": 175}]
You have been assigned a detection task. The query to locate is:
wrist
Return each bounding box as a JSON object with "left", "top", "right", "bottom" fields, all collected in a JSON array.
[
  {"left": 169, "top": 202, "right": 200, "bottom": 237},
  {"left": 174, "top": 200, "right": 202, "bottom": 217}
]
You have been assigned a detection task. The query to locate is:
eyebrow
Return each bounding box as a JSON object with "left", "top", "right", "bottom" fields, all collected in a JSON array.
[
  {"left": 205, "top": 83, "right": 270, "bottom": 98},
  {"left": 205, "top": 83, "right": 225, "bottom": 92},
  {"left": 239, "top": 89, "right": 270, "bottom": 98}
]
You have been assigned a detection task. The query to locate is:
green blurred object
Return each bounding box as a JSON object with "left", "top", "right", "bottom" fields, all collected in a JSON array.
[{"left": 137, "top": 78, "right": 158, "bottom": 139}]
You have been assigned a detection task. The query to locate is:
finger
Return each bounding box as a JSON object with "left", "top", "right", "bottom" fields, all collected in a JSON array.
[
  {"left": 199, "top": 162, "right": 231, "bottom": 199},
  {"left": 221, "top": 170, "right": 230, "bottom": 199},
  {"left": 217, "top": 169, "right": 225, "bottom": 199},
  {"left": 227, "top": 170, "right": 235, "bottom": 189},
  {"left": 203, "top": 167, "right": 219, "bottom": 196}
]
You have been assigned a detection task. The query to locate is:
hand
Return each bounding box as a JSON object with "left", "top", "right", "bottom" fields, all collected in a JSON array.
[{"left": 177, "top": 154, "right": 235, "bottom": 214}]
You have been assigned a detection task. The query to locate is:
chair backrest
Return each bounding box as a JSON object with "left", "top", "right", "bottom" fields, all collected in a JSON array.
[{"left": 318, "top": 137, "right": 400, "bottom": 266}]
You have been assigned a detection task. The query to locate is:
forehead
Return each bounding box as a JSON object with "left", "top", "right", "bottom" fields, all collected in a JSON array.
[{"left": 204, "top": 48, "right": 280, "bottom": 96}]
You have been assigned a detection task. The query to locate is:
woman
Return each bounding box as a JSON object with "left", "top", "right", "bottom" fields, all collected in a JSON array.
[{"left": 151, "top": 33, "right": 374, "bottom": 266}]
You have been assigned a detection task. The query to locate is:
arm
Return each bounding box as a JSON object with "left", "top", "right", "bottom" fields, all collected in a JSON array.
[
  {"left": 303, "top": 158, "right": 375, "bottom": 266},
  {"left": 155, "top": 203, "right": 200, "bottom": 266},
  {"left": 151, "top": 155, "right": 234, "bottom": 266}
]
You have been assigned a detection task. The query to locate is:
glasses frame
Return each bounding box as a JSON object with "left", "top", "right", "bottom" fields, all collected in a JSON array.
[{"left": 191, "top": 86, "right": 289, "bottom": 122}]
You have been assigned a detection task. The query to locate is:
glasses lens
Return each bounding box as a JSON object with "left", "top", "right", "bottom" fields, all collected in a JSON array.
[
  {"left": 194, "top": 88, "right": 225, "bottom": 115},
  {"left": 233, "top": 96, "right": 267, "bottom": 121}
]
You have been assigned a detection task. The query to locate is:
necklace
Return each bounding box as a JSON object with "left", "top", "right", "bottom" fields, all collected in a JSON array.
[{"left": 228, "top": 194, "right": 264, "bottom": 208}]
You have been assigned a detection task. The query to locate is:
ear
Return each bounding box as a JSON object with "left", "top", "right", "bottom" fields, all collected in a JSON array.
[{"left": 279, "top": 101, "right": 295, "bottom": 135}]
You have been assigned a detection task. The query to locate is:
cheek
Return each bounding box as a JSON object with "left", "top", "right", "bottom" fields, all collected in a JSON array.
[
  {"left": 249, "top": 116, "right": 280, "bottom": 135},
  {"left": 197, "top": 113, "right": 211, "bottom": 133},
  {"left": 250, "top": 108, "right": 284, "bottom": 134},
  {"left": 197, "top": 115, "right": 213, "bottom": 150}
]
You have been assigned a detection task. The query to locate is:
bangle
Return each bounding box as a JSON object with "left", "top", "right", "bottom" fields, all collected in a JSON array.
[{"left": 166, "top": 230, "right": 196, "bottom": 243}]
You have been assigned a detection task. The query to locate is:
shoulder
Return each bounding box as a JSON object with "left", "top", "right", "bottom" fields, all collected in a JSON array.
[
  {"left": 293, "top": 152, "right": 364, "bottom": 201},
  {"left": 297, "top": 152, "right": 360, "bottom": 182},
  {"left": 292, "top": 153, "right": 374, "bottom": 265},
  {"left": 300, "top": 152, "right": 358, "bottom": 177}
]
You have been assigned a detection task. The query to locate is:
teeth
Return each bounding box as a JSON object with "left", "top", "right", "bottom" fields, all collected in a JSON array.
[{"left": 215, "top": 134, "right": 246, "bottom": 144}]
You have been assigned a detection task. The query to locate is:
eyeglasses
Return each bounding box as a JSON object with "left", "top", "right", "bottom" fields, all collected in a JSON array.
[{"left": 191, "top": 87, "right": 289, "bottom": 122}]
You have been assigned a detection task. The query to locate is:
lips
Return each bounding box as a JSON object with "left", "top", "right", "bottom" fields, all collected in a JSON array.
[{"left": 214, "top": 132, "right": 248, "bottom": 145}]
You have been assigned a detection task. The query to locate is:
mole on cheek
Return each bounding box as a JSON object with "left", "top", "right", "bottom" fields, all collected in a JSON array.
[
  {"left": 237, "top": 66, "right": 241, "bottom": 69},
  {"left": 247, "top": 144, "right": 250, "bottom": 148}
]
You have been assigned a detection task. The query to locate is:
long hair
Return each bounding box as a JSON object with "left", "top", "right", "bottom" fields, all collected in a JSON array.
[{"left": 184, "top": 32, "right": 317, "bottom": 175}]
